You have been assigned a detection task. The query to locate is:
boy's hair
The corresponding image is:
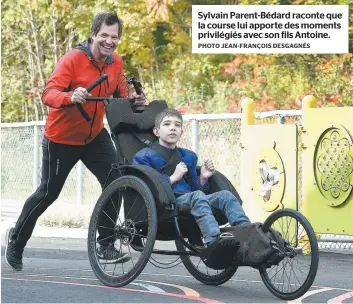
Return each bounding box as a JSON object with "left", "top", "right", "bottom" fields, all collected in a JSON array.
[
  {"left": 155, "top": 108, "right": 183, "bottom": 128},
  {"left": 91, "top": 12, "right": 124, "bottom": 39}
]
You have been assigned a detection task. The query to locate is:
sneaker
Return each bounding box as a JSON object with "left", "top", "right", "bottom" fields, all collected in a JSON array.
[
  {"left": 188, "top": 236, "right": 206, "bottom": 252},
  {"left": 193, "top": 243, "right": 207, "bottom": 252},
  {"left": 97, "top": 244, "right": 130, "bottom": 264},
  {"left": 207, "top": 232, "right": 238, "bottom": 248},
  {"left": 5, "top": 228, "right": 24, "bottom": 271}
]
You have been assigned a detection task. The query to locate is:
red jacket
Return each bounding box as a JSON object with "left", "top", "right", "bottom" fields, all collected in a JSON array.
[{"left": 42, "top": 39, "right": 128, "bottom": 145}]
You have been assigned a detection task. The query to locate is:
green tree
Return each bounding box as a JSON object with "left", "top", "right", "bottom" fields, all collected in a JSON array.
[{"left": 1, "top": 0, "right": 352, "bottom": 121}]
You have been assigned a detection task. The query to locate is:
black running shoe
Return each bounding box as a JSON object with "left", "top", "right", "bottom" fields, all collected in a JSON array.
[
  {"left": 207, "top": 232, "right": 238, "bottom": 248},
  {"left": 216, "top": 232, "right": 238, "bottom": 247},
  {"left": 97, "top": 244, "right": 130, "bottom": 264},
  {"left": 5, "top": 228, "right": 24, "bottom": 271}
]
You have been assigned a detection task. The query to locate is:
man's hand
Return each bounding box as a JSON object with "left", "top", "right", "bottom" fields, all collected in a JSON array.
[
  {"left": 71, "top": 87, "right": 91, "bottom": 104},
  {"left": 200, "top": 159, "right": 215, "bottom": 184},
  {"left": 170, "top": 162, "right": 188, "bottom": 184},
  {"left": 131, "top": 91, "right": 146, "bottom": 105}
]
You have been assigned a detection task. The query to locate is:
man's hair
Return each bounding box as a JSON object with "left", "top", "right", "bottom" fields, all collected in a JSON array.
[
  {"left": 91, "top": 12, "right": 123, "bottom": 39},
  {"left": 155, "top": 108, "right": 183, "bottom": 128}
]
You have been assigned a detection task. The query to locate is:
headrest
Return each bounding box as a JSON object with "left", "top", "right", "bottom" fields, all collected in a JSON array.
[{"left": 105, "top": 100, "right": 169, "bottom": 134}]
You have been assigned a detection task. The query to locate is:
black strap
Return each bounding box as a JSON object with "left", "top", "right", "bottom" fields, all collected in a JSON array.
[
  {"left": 131, "top": 132, "right": 152, "bottom": 146},
  {"left": 150, "top": 143, "right": 181, "bottom": 176},
  {"left": 149, "top": 143, "right": 191, "bottom": 185},
  {"left": 130, "top": 135, "right": 192, "bottom": 186}
]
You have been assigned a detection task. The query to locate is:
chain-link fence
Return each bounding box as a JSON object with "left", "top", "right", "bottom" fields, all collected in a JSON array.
[
  {"left": 1, "top": 116, "right": 244, "bottom": 205},
  {"left": 1, "top": 111, "right": 352, "bottom": 251}
]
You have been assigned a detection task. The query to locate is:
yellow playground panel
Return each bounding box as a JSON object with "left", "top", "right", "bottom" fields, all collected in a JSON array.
[
  {"left": 302, "top": 100, "right": 353, "bottom": 236},
  {"left": 240, "top": 99, "right": 298, "bottom": 224}
]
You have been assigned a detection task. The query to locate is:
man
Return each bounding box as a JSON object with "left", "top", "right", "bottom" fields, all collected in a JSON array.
[{"left": 5, "top": 12, "right": 145, "bottom": 271}]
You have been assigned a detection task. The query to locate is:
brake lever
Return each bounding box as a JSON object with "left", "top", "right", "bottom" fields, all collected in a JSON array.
[
  {"left": 128, "top": 76, "right": 143, "bottom": 96},
  {"left": 127, "top": 76, "right": 146, "bottom": 105}
]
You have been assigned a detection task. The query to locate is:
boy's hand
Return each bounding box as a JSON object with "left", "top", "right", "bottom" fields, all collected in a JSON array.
[
  {"left": 170, "top": 162, "right": 188, "bottom": 184},
  {"left": 200, "top": 159, "right": 215, "bottom": 183}
]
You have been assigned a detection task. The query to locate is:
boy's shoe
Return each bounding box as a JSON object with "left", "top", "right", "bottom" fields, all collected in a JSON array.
[
  {"left": 200, "top": 232, "right": 240, "bottom": 270},
  {"left": 188, "top": 235, "right": 206, "bottom": 252},
  {"left": 217, "top": 232, "right": 238, "bottom": 246},
  {"left": 97, "top": 245, "right": 131, "bottom": 264},
  {"left": 207, "top": 232, "right": 238, "bottom": 248},
  {"left": 193, "top": 243, "right": 207, "bottom": 252},
  {"left": 5, "top": 228, "right": 24, "bottom": 271}
]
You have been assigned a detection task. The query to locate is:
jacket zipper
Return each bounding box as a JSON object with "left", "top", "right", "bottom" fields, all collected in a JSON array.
[{"left": 84, "top": 63, "right": 107, "bottom": 144}]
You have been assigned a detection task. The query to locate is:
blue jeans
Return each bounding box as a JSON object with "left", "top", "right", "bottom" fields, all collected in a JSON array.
[{"left": 176, "top": 190, "right": 251, "bottom": 244}]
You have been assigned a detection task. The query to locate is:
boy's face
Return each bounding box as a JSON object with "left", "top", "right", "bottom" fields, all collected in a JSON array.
[{"left": 154, "top": 115, "right": 183, "bottom": 146}]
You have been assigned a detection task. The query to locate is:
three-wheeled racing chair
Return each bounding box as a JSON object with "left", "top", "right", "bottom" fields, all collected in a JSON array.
[{"left": 85, "top": 85, "right": 319, "bottom": 301}]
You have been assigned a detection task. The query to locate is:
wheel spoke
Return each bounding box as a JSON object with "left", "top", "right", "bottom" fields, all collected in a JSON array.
[
  {"left": 97, "top": 234, "right": 115, "bottom": 243},
  {"left": 102, "top": 210, "right": 116, "bottom": 226},
  {"left": 269, "top": 258, "right": 290, "bottom": 282},
  {"left": 287, "top": 259, "right": 295, "bottom": 293},
  {"left": 131, "top": 205, "right": 146, "bottom": 223},
  {"left": 293, "top": 259, "right": 309, "bottom": 276},
  {"left": 98, "top": 225, "right": 115, "bottom": 230},
  {"left": 109, "top": 192, "right": 121, "bottom": 219},
  {"left": 291, "top": 262, "right": 304, "bottom": 289},
  {"left": 133, "top": 219, "right": 149, "bottom": 225},
  {"left": 196, "top": 259, "right": 202, "bottom": 269},
  {"left": 282, "top": 258, "right": 292, "bottom": 292},
  {"left": 112, "top": 262, "right": 118, "bottom": 276},
  {"left": 125, "top": 194, "right": 140, "bottom": 219}
]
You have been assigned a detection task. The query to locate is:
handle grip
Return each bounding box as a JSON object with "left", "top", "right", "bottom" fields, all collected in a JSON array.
[
  {"left": 132, "top": 79, "right": 143, "bottom": 95},
  {"left": 77, "top": 74, "right": 108, "bottom": 122},
  {"left": 86, "top": 74, "right": 108, "bottom": 92},
  {"left": 77, "top": 105, "right": 91, "bottom": 121}
]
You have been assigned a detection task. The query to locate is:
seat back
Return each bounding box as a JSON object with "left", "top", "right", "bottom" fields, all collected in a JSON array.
[{"left": 105, "top": 99, "right": 168, "bottom": 164}]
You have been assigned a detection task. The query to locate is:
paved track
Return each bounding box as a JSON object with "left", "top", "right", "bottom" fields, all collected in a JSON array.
[{"left": 1, "top": 238, "right": 353, "bottom": 303}]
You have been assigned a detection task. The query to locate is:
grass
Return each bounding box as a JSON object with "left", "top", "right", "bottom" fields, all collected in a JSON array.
[{"left": 37, "top": 201, "right": 94, "bottom": 229}]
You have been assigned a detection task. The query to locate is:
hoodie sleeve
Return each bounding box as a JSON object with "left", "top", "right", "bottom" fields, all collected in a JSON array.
[
  {"left": 41, "top": 51, "right": 76, "bottom": 108},
  {"left": 133, "top": 151, "right": 172, "bottom": 185}
]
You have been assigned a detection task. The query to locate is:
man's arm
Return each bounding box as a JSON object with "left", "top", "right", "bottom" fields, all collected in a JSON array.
[{"left": 42, "top": 52, "right": 76, "bottom": 108}]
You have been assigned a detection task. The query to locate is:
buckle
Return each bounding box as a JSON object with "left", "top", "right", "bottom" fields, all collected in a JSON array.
[{"left": 142, "top": 138, "right": 151, "bottom": 145}]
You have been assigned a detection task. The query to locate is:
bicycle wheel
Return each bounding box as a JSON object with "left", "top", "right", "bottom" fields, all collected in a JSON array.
[
  {"left": 88, "top": 175, "right": 157, "bottom": 287},
  {"left": 175, "top": 238, "right": 238, "bottom": 286},
  {"left": 259, "top": 208, "right": 319, "bottom": 300}
]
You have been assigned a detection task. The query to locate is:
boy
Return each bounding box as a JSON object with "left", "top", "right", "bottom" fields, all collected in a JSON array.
[{"left": 133, "top": 108, "right": 250, "bottom": 248}]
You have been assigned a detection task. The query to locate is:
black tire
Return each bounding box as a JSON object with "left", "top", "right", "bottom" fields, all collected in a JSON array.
[
  {"left": 259, "top": 208, "right": 319, "bottom": 300},
  {"left": 175, "top": 239, "right": 238, "bottom": 286},
  {"left": 88, "top": 176, "right": 157, "bottom": 287}
]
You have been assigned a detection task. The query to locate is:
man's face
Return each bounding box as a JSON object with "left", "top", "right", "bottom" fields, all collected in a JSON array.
[
  {"left": 154, "top": 116, "right": 183, "bottom": 146},
  {"left": 91, "top": 23, "right": 119, "bottom": 61}
]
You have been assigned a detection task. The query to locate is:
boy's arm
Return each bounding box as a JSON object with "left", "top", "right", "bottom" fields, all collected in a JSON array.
[
  {"left": 133, "top": 152, "right": 172, "bottom": 185},
  {"left": 132, "top": 152, "right": 151, "bottom": 166}
]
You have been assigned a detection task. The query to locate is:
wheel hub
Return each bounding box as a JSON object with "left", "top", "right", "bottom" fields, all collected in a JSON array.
[{"left": 115, "top": 219, "right": 137, "bottom": 245}]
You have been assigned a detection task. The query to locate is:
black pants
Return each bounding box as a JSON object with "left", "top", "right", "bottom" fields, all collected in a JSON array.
[{"left": 12, "top": 128, "right": 121, "bottom": 248}]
